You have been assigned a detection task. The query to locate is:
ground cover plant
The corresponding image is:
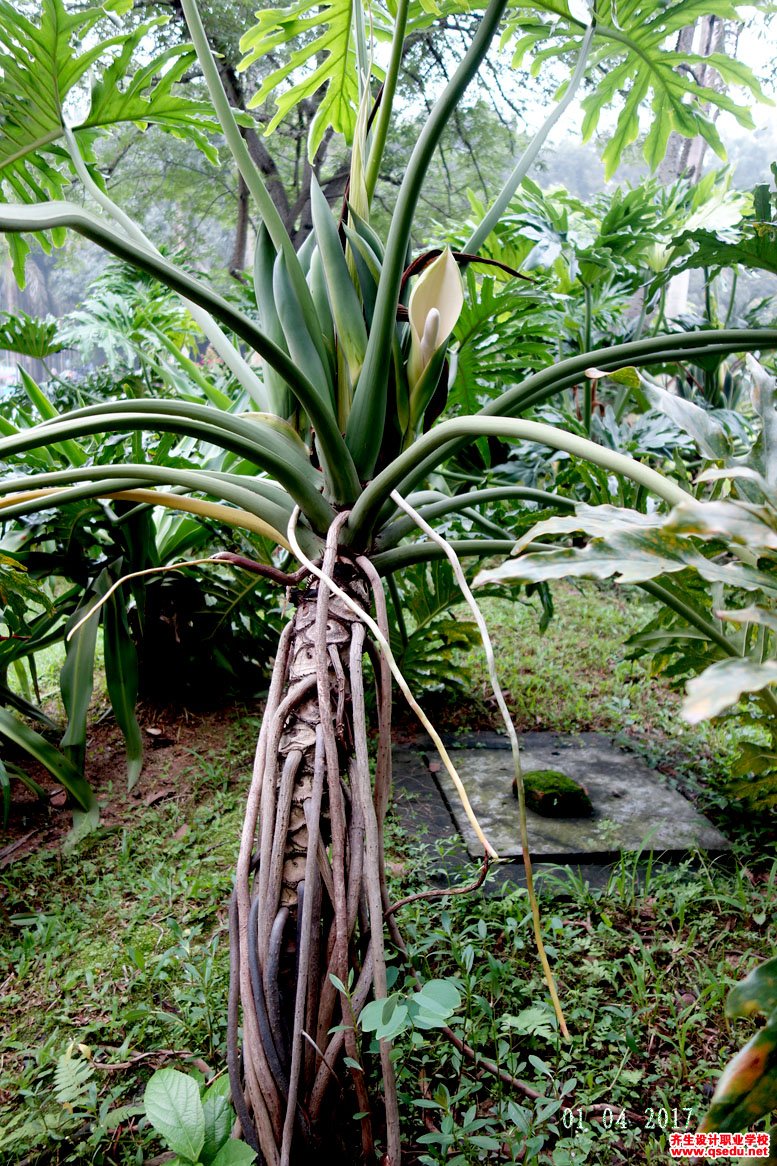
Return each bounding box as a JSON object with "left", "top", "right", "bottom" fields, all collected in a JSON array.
[
  {"left": 3, "top": 596, "right": 770, "bottom": 1161},
  {"left": 2, "top": 0, "right": 777, "bottom": 1160},
  {"left": 0, "top": 588, "right": 775, "bottom": 1164}
]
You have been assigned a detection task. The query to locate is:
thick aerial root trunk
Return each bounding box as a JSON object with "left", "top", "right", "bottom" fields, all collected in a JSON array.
[{"left": 230, "top": 523, "right": 399, "bottom": 1166}]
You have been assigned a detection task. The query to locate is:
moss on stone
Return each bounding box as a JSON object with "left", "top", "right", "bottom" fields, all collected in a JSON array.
[{"left": 512, "top": 768, "right": 594, "bottom": 818}]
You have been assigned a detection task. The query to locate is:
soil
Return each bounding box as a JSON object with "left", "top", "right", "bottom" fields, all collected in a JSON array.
[
  {"left": 0, "top": 701, "right": 263, "bottom": 866},
  {"left": 1, "top": 687, "right": 501, "bottom": 866}
]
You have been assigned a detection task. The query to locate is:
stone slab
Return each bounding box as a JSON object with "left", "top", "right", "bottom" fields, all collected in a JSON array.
[{"left": 398, "top": 732, "right": 730, "bottom": 861}]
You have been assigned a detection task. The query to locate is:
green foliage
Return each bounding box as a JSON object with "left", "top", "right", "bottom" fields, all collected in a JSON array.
[
  {"left": 143, "top": 1067, "right": 255, "bottom": 1165},
  {"left": 502, "top": 0, "right": 767, "bottom": 180},
  {"left": 477, "top": 358, "right": 777, "bottom": 808},
  {"left": 700, "top": 956, "right": 777, "bottom": 1137},
  {"left": 387, "top": 845, "right": 775, "bottom": 1163},
  {"left": 452, "top": 172, "right": 750, "bottom": 411},
  {"left": 491, "top": 401, "right": 696, "bottom": 498},
  {"left": 0, "top": 0, "right": 775, "bottom": 1151},
  {"left": 0, "top": 552, "right": 100, "bottom": 827},
  {"left": 0, "top": 602, "right": 773, "bottom": 1161},
  {"left": 360, "top": 979, "right": 462, "bottom": 1040},
  {"left": 388, "top": 560, "right": 481, "bottom": 696},
  {"left": 675, "top": 168, "right": 777, "bottom": 279},
  {"left": 60, "top": 261, "right": 205, "bottom": 383},
  {"left": 450, "top": 268, "right": 558, "bottom": 412},
  {"left": 0, "top": 311, "right": 63, "bottom": 360},
  {"left": 240, "top": 0, "right": 378, "bottom": 158},
  {"left": 0, "top": 549, "right": 50, "bottom": 614},
  {"left": 0, "top": 0, "right": 221, "bottom": 283},
  {"left": 0, "top": 705, "right": 94, "bottom": 816},
  {"left": 145, "top": 1070, "right": 206, "bottom": 1162},
  {"left": 52, "top": 1044, "right": 95, "bottom": 1109}
]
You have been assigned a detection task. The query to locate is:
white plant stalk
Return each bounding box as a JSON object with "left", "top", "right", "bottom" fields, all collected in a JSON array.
[{"left": 389, "top": 489, "right": 570, "bottom": 1039}]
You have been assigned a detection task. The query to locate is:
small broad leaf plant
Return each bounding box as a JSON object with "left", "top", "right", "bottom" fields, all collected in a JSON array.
[{"left": 144, "top": 1068, "right": 255, "bottom": 1166}]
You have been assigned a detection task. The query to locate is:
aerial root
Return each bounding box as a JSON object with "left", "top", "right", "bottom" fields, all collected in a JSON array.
[{"left": 229, "top": 513, "right": 401, "bottom": 1164}]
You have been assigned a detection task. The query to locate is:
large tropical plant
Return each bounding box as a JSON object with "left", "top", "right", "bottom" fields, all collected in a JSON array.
[
  {"left": 1, "top": 0, "right": 776, "bottom": 1160},
  {"left": 478, "top": 360, "right": 777, "bottom": 810}
]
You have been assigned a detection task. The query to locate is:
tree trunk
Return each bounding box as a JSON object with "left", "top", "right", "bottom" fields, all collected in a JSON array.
[
  {"left": 659, "top": 15, "right": 726, "bottom": 322},
  {"left": 230, "top": 537, "right": 400, "bottom": 1165},
  {"left": 230, "top": 174, "right": 250, "bottom": 274}
]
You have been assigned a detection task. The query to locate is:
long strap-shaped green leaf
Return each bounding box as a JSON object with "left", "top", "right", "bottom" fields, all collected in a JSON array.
[
  {"left": 378, "top": 486, "right": 576, "bottom": 549},
  {"left": 359, "top": 328, "right": 777, "bottom": 530},
  {"left": 0, "top": 464, "right": 297, "bottom": 541},
  {"left": 0, "top": 460, "right": 297, "bottom": 521},
  {"left": 346, "top": 0, "right": 510, "bottom": 478},
  {"left": 0, "top": 403, "right": 335, "bottom": 530},
  {"left": 102, "top": 587, "right": 143, "bottom": 790},
  {"left": 32, "top": 398, "right": 319, "bottom": 503},
  {"left": 364, "top": 0, "right": 409, "bottom": 200},
  {"left": 484, "top": 329, "right": 777, "bottom": 420},
  {"left": 372, "top": 539, "right": 517, "bottom": 573},
  {"left": 0, "top": 706, "right": 95, "bottom": 812},
  {"left": 178, "top": 0, "right": 335, "bottom": 398},
  {"left": 0, "top": 200, "right": 361, "bottom": 505},
  {"left": 63, "top": 125, "right": 272, "bottom": 414},
  {"left": 346, "top": 416, "right": 690, "bottom": 544}
]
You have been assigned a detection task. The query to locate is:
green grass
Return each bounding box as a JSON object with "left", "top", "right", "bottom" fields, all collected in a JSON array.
[
  {"left": 462, "top": 585, "right": 715, "bottom": 741},
  {"left": 3, "top": 801, "right": 772, "bottom": 1164},
  {"left": 0, "top": 585, "right": 774, "bottom": 1164},
  {"left": 387, "top": 843, "right": 776, "bottom": 1165},
  {"left": 0, "top": 738, "right": 254, "bottom": 1165}
]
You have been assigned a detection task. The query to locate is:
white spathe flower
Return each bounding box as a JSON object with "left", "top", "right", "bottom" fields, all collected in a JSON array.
[{"left": 407, "top": 247, "right": 463, "bottom": 388}]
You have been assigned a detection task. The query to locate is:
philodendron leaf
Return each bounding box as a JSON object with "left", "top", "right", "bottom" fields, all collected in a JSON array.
[
  {"left": 727, "top": 956, "right": 777, "bottom": 1021},
  {"left": 718, "top": 607, "right": 777, "bottom": 635},
  {"left": 511, "top": 505, "right": 663, "bottom": 554},
  {"left": 682, "top": 656, "right": 777, "bottom": 723},
  {"left": 502, "top": 0, "right": 768, "bottom": 180},
  {"left": 143, "top": 1068, "right": 205, "bottom": 1162},
  {"left": 697, "top": 466, "right": 777, "bottom": 507},
  {"left": 476, "top": 525, "right": 777, "bottom": 592},
  {"left": 700, "top": 1021, "right": 777, "bottom": 1134},
  {"left": 700, "top": 957, "right": 777, "bottom": 1135},
  {"left": 665, "top": 499, "right": 777, "bottom": 552},
  {"left": 0, "top": 311, "right": 63, "bottom": 358},
  {"left": 640, "top": 379, "right": 731, "bottom": 461},
  {"left": 239, "top": 0, "right": 386, "bottom": 158},
  {"left": 0, "top": 0, "right": 220, "bottom": 283}
]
